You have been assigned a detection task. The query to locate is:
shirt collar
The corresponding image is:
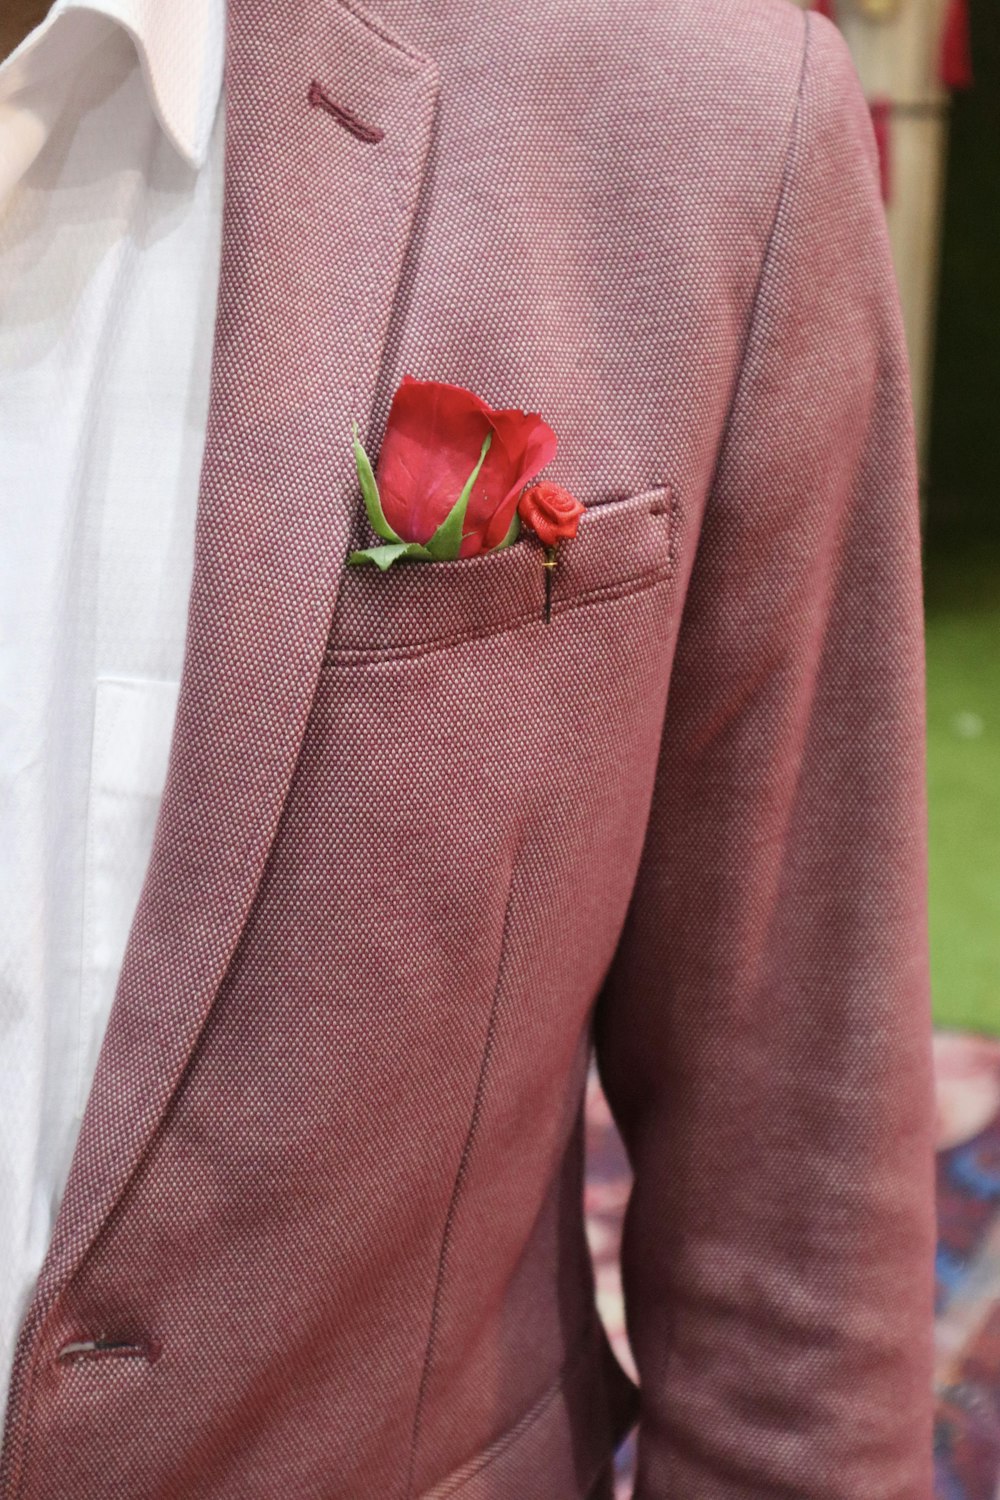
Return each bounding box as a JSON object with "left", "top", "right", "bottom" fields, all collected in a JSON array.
[{"left": 0, "top": 0, "right": 224, "bottom": 168}]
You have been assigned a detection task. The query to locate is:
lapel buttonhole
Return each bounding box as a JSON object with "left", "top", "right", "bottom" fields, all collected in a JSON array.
[{"left": 307, "top": 79, "right": 385, "bottom": 143}]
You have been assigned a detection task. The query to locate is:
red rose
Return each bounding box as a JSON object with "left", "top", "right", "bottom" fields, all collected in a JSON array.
[
  {"left": 374, "top": 376, "right": 558, "bottom": 557},
  {"left": 516, "top": 482, "right": 585, "bottom": 548}
]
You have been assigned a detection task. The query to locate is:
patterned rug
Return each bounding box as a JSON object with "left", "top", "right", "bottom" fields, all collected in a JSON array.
[{"left": 584, "top": 1030, "right": 1000, "bottom": 1498}]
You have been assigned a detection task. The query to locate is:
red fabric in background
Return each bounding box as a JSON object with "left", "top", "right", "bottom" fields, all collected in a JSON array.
[
  {"left": 939, "top": 0, "right": 975, "bottom": 90},
  {"left": 870, "top": 96, "right": 893, "bottom": 204}
]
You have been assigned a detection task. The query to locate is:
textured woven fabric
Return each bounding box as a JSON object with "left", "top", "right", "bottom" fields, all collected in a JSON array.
[
  {"left": 0, "top": 0, "right": 934, "bottom": 1496},
  {"left": 0, "top": 0, "right": 223, "bottom": 1422}
]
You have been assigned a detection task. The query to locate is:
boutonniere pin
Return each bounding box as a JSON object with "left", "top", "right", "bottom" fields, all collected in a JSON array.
[{"left": 348, "top": 375, "right": 585, "bottom": 622}]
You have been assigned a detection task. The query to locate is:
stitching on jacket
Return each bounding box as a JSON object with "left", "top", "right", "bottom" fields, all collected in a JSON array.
[
  {"left": 326, "top": 561, "right": 674, "bottom": 667},
  {"left": 55, "top": 1337, "right": 160, "bottom": 1366},
  {"left": 404, "top": 856, "right": 522, "bottom": 1499},
  {"left": 307, "top": 81, "right": 385, "bottom": 143},
  {"left": 702, "top": 8, "right": 812, "bottom": 504}
]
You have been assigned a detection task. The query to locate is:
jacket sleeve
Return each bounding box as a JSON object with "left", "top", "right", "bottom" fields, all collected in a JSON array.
[{"left": 592, "top": 13, "right": 937, "bottom": 1498}]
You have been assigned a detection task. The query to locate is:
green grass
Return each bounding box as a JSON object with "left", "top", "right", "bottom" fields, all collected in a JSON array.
[{"left": 924, "top": 536, "right": 1000, "bottom": 1035}]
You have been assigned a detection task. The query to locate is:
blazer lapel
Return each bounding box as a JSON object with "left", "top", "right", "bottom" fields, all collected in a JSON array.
[{"left": 29, "top": 0, "right": 438, "bottom": 1317}]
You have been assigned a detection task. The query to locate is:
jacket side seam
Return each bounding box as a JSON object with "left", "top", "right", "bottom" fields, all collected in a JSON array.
[{"left": 404, "top": 853, "right": 522, "bottom": 1499}]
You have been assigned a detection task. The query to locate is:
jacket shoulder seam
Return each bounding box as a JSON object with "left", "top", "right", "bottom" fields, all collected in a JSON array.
[{"left": 705, "top": 7, "right": 813, "bottom": 499}]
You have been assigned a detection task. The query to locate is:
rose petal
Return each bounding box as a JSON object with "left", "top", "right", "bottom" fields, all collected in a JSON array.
[{"left": 373, "top": 376, "right": 558, "bottom": 554}]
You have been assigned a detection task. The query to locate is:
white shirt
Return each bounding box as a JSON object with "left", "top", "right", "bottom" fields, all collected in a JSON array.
[{"left": 0, "top": 0, "right": 225, "bottom": 1419}]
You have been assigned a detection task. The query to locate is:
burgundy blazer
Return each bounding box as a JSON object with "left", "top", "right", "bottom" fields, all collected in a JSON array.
[{"left": 0, "top": 0, "right": 936, "bottom": 1495}]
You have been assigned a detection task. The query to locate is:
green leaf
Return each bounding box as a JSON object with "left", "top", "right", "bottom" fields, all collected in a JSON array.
[
  {"left": 352, "top": 420, "right": 401, "bottom": 543},
  {"left": 424, "top": 431, "right": 493, "bottom": 561},
  {"left": 347, "top": 541, "right": 434, "bottom": 570},
  {"left": 489, "top": 510, "right": 521, "bottom": 552}
]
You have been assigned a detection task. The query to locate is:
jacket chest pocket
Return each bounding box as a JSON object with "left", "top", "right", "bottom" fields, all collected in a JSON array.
[
  {"left": 309, "top": 484, "right": 682, "bottom": 978},
  {"left": 323, "top": 486, "right": 677, "bottom": 665},
  {"left": 263, "top": 486, "right": 684, "bottom": 1156}
]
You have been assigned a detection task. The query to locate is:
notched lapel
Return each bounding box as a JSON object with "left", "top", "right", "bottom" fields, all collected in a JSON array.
[{"left": 22, "top": 0, "right": 439, "bottom": 1338}]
